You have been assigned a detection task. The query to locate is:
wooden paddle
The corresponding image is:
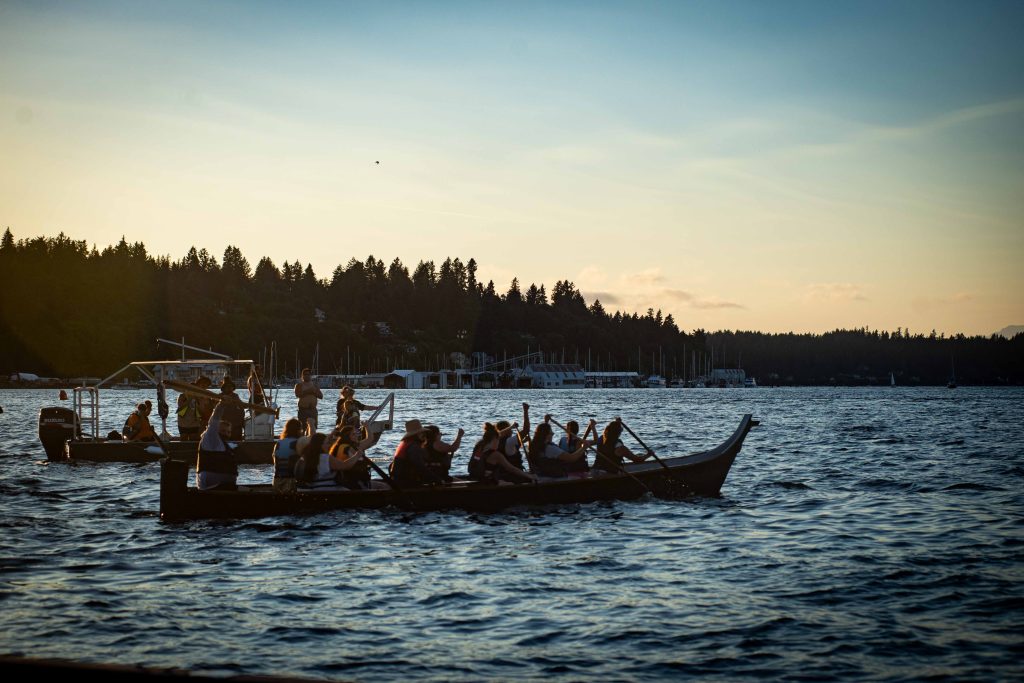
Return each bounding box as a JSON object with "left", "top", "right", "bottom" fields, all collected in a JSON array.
[
  {"left": 586, "top": 418, "right": 652, "bottom": 494},
  {"left": 164, "top": 379, "right": 279, "bottom": 418},
  {"left": 618, "top": 418, "right": 685, "bottom": 487}
]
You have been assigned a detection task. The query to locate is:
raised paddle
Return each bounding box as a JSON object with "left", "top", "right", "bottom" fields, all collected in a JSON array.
[
  {"left": 585, "top": 419, "right": 652, "bottom": 495},
  {"left": 164, "top": 379, "right": 279, "bottom": 418}
]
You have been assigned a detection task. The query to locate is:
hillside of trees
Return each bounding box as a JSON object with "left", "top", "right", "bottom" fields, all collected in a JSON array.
[{"left": 1, "top": 229, "right": 1021, "bottom": 385}]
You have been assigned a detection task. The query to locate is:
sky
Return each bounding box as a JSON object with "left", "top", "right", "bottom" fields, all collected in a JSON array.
[{"left": 2, "top": 0, "right": 1022, "bottom": 336}]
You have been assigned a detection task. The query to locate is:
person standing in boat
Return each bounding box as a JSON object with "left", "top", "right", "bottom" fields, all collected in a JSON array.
[
  {"left": 176, "top": 386, "right": 202, "bottom": 441},
  {"left": 196, "top": 402, "right": 238, "bottom": 491},
  {"left": 272, "top": 418, "right": 304, "bottom": 493},
  {"left": 294, "top": 368, "right": 322, "bottom": 433},
  {"left": 335, "top": 385, "right": 381, "bottom": 427},
  {"left": 421, "top": 424, "right": 464, "bottom": 482},
  {"left": 591, "top": 419, "right": 653, "bottom": 474},
  {"left": 247, "top": 365, "right": 267, "bottom": 406},
  {"left": 467, "top": 422, "right": 536, "bottom": 484},
  {"left": 123, "top": 401, "right": 157, "bottom": 442},
  {"left": 389, "top": 419, "right": 445, "bottom": 487},
  {"left": 195, "top": 376, "right": 215, "bottom": 425},
  {"left": 527, "top": 420, "right": 594, "bottom": 478},
  {"left": 219, "top": 375, "right": 245, "bottom": 441}
]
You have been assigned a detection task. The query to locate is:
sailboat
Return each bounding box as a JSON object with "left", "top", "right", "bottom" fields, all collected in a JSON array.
[
  {"left": 890, "top": 372, "right": 896, "bottom": 387},
  {"left": 947, "top": 357, "right": 957, "bottom": 389}
]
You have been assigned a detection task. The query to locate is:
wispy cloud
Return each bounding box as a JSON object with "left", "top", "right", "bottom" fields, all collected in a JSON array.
[{"left": 803, "top": 283, "right": 868, "bottom": 303}]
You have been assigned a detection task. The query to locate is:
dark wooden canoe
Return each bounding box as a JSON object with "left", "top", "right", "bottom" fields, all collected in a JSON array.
[
  {"left": 66, "top": 438, "right": 275, "bottom": 465},
  {"left": 160, "top": 415, "right": 757, "bottom": 520}
]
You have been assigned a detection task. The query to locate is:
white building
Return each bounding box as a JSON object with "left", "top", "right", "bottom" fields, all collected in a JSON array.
[{"left": 521, "top": 363, "right": 586, "bottom": 389}]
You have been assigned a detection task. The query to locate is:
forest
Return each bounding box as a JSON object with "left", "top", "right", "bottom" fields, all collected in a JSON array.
[{"left": 1, "top": 229, "right": 1022, "bottom": 385}]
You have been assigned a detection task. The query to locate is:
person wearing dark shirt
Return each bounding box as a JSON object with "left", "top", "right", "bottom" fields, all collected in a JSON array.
[{"left": 389, "top": 419, "right": 444, "bottom": 487}]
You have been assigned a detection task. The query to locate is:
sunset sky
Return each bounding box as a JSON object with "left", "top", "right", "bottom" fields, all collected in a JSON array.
[{"left": 2, "top": 1, "right": 1022, "bottom": 336}]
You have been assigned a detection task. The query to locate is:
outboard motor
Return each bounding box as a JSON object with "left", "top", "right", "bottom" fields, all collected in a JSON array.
[{"left": 38, "top": 406, "right": 78, "bottom": 461}]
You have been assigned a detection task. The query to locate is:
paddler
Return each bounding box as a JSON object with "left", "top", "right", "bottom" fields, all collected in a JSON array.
[
  {"left": 122, "top": 401, "right": 157, "bottom": 442},
  {"left": 195, "top": 401, "right": 239, "bottom": 491}
]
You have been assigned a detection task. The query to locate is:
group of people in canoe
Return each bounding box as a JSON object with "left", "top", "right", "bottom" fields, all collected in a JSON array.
[{"left": 193, "top": 377, "right": 656, "bottom": 492}]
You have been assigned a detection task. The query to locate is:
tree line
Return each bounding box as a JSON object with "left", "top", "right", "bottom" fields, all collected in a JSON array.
[{"left": 1, "top": 229, "right": 1021, "bottom": 385}]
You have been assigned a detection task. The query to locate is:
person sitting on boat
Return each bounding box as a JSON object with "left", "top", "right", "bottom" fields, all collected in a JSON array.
[
  {"left": 421, "top": 424, "right": 464, "bottom": 482},
  {"left": 123, "top": 401, "right": 157, "bottom": 442},
  {"left": 219, "top": 375, "right": 245, "bottom": 441},
  {"left": 272, "top": 418, "right": 304, "bottom": 493},
  {"left": 557, "top": 419, "right": 590, "bottom": 478},
  {"left": 247, "top": 365, "right": 267, "bottom": 406},
  {"left": 467, "top": 423, "right": 536, "bottom": 484},
  {"left": 294, "top": 368, "right": 323, "bottom": 432},
  {"left": 527, "top": 420, "right": 594, "bottom": 479},
  {"left": 494, "top": 402, "right": 530, "bottom": 471},
  {"left": 196, "top": 402, "right": 238, "bottom": 491},
  {"left": 389, "top": 419, "right": 446, "bottom": 487},
  {"left": 294, "top": 431, "right": 368, "bottom": 489},
  {"left": 176, "top": 388, "right": 202, "bottom": 441},
  {"left": 592, "top": 419, "right": 653, "bottom": 474},
  {"left": 329, "top": 424, "right": 379, "bottom": 490}
]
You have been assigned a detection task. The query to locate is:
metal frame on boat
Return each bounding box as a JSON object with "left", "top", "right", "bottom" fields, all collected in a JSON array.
[{"left": 160, "top": 414, "right": 758, "bottom": 520}]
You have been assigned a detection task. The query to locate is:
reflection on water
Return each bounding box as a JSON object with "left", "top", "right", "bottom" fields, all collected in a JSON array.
[{"left": 0, "top": 387, "right": 1021, "bottom": 680}]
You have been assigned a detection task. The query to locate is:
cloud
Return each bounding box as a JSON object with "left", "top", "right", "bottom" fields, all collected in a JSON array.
[
  {"left": 803, "top": 283, "right": 868, "bottom": 303},
  {"left": 912, "top": 292, "right": 976, "bottom": 311},
  {"left": 691, "top": 298, "right": 745, "bottom": 310},
  {"left": 621, "top": 268, "right": 667, "bottom": 287},
  {"left": 581, "top": 290, "right": 621, "bottom": 305}
]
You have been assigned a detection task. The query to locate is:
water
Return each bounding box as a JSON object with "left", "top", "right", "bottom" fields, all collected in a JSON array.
[{"left": 0, "top": 387, "right": 1021, "bottom": 681}]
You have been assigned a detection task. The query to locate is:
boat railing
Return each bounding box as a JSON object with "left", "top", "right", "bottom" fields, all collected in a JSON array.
[
  {"left": 363, "top": 392, "right": 395, "bottom": 436},
  {"left": 73, "top": 386, "right": 100, "bottom": 441}
]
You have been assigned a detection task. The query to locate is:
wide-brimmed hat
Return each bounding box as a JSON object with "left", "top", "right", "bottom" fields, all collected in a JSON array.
[
  {"left": 402, "top": 419, "right": 426, "bottom": 439},
  {"left": 196, "top": 376, "right": 212, "bottom": 388}
]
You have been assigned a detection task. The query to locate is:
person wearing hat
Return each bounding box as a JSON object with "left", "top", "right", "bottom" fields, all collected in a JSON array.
[
  {"left": 219, "top": 375, "right": 245, "bottom": 441},
  {"left": 122, "top": 400, "right": 157, "bottom": 442},
  {"left": 176, "top": 382, "right": 202, "bottom": 441},
  {"left": 389, "top": 419, "right": 444, "bottom": 487}
]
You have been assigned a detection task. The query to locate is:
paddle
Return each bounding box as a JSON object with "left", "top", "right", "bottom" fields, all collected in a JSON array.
[
  {"left": 618, "top": 418, "right": 685, "bottom": 487},
  {"left": 164, "top": 379, "right": 279, "bottom": 418},
  {"left": 586, "top": 418, "right": 652, "bottom": 494}
]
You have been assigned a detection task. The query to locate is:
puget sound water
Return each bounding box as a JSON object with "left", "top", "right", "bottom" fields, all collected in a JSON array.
[{"left": 0, "top": 386, "right": 1021, "bottom": 681}]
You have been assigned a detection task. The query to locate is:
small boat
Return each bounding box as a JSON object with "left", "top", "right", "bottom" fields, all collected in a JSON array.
[
  {"left": 646, "top": 374, "right": 667, "bottom": 388},
  {"left": 159, "top": 415, "right": 759, "bottom": 520}
]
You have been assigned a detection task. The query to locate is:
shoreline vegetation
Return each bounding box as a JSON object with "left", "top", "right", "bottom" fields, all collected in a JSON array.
[{"left": 2, "top": 229, "right": 1022, "bottom": 386}]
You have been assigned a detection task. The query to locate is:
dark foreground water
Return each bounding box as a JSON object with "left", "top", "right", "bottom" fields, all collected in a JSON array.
[{"left": 0, "top": 387, "right": 1021, "bottom": 681}]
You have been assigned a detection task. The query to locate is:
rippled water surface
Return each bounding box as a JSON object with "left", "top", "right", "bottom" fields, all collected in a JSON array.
[{"left": 1, "top": 387, "right": 1022, "bottom": 681}]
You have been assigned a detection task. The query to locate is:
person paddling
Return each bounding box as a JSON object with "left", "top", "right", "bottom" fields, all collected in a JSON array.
[
  {"left": 272, "top": 418, "right": 304, "bottom": 493},
  {"left": 389, "top": 419, "right": 444, "bottom": 487},
  {"left": 421, "top": 424, "right": 464, "bottom": 482},
  {"left": 592, "top": 419, "right": 653, "bottom": 474},
  {"left": 195, "top": 402, "right": 238, "bottom": 491},
  {"left": 467, "top": 423, "right": 536, "bottom": 484},
  {"left": 557, "top": 419, "right": 591, "bottom": 478},
  {"left": 527, "top": 419, "right": 594, "bottom": 479},
  {"left": 329, "top": 424, "right": 379, "bottom": 490}
]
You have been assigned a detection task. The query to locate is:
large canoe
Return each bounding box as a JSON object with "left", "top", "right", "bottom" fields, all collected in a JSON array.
[{"left": 160, "top": 414, "right": 758, "bottom": 520}]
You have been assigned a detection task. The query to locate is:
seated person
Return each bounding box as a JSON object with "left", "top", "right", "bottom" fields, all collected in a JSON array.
[
  {"left": 494, "top": 402, "right": 530, "bottom": 470},
  {"left": 389, "top": 419, "right": 445, "bottom": 487},
  {"left": 557, "top": 419, "right": 590, "bottom": 478},
  {"left": 421, "top": 424, "right": 464, "bottom": 482},
  {"left": 528, "top": 420, "right": 594, "bottom": 478},
  {"left": 294, "top": 432, "right": 367, "bottom": 489},
  {"left": 195, "top": 403, "right": 237, "bottom": 491},
  {"left": 467, "top": 423, "right": 536, "bottom": 484},
  {"left": 592, "top": 419, "right": 653, "bottom": 474},
  {"left": 123, "top": 401, "right": 157, "bottom": 442},
  {"left": 329, "top": 424, "right": 379, "bottom": 490},
  {"left": 272, "top": 418, "right": 304, "bottom": 493}
]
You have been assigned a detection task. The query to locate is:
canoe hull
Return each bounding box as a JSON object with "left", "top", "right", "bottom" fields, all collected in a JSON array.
[
  {"left": 66, "top": 439, "right": 275, "bottom": 465},
  {"left": 160, "top": 415, "right": 757, "bottom": 520}
]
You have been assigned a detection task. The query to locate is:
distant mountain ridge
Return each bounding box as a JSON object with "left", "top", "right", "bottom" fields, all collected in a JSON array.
[{"left": 998, "top": 325, "right": 1024, "bottom": 339}]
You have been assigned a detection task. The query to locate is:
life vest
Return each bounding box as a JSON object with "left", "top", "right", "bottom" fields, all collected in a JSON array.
[
  {"left": 123, "top": 412, "right": 156, "bottom": 442},
  {"left": 593, "top": 437, "right": 623, "bottom": 472},
  {"left": 389, "top": 439, "right": 429, "bottom": 487},
  {"left": 424, "top": 444, "right": 451, "bottom": 480},
  {"left": 176, "top": 395, "right": 201, "bottom": 430},
  {"left": 561, "top": 435, "right": 589, "bottom": 473},
  {"left": 468, "top": 445, "right": 499, "bottom": 482},
  {"left": 499, "top": 434, "right": 524, "bottom": 470},
  {"left": 273, "top": 437, "right": 299, "bottom": 484},
  {"left": 330, "top": 439, "right": 369, "bottom": 489},
  {"left": 532, "top": 443, "right": 569, "bottom": 478},
  {"left": 196, "top": 444, "right": 237, "bottom": 477},
  {"left": 295, "top": 452, "right": 338, "bottom": 489}
]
